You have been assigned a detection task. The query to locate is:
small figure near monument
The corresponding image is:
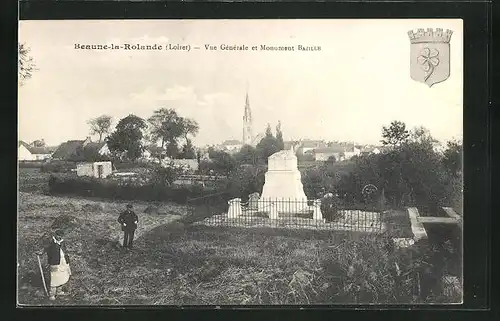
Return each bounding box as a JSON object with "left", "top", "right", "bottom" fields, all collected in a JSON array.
[{"left": 118, "top": 204, "right": 138, "bottom": 249}]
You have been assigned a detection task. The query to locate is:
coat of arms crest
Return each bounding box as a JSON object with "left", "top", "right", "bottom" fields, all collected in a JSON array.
[{"left": 408, "top": 28, "right": 453, "bottom": 87}]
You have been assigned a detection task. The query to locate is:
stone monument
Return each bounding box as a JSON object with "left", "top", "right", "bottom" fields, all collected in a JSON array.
[{"left": 258, "top": 149, "right": 308, "bottom": 214}]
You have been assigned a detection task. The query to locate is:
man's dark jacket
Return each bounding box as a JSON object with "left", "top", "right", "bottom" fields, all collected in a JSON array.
[
  {"left": 118, "top": 210, "right": 138, "bottom": 231},
  {"left": 46, "top": 240, "right": 70, "bottom": 266}
]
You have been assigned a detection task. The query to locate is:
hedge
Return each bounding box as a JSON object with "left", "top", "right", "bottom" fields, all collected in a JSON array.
[
  {"left": 41, "top": 160, "right": 76, "bottom": 173},
  {"left": 48, "top": 174, "right": 224, "bottom": 204},
  {"left": 18, "top": 161, "right": 45, "bottom": 168}
]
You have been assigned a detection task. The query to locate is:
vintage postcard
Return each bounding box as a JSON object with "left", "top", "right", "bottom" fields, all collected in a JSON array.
[{"left": 18, "top": 19, "right": 463, "bottom": 306}]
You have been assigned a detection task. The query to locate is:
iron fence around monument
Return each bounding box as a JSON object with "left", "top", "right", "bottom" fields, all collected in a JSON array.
[
  {"left": 184, "top": 191, "right": 232, "bottom": 225},
  {"left": 186, "top": 195, "right": 385, "bottom": 234}
]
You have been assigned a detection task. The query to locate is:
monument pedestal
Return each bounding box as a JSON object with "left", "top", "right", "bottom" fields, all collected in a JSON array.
[{"left": 258, "top": 149, "right": 308, "bottom": 214}]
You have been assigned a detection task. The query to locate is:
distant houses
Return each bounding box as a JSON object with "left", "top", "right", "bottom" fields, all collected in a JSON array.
[
  {"left": 360, "top": 146, "right": 384, "bottom": 156},
  {"left": 51, "top": 137, "right": 110, "bottom": 161},
  {"left": 313, "top": 146, "right": 346, "bottom": 162},
  {"left": 289, "top": 140, "right": 383, "bottom": 162},
  {"left": 343, "top": 145, "right": 362, "bottom": 160},
  {"left": 206, "top": 138, "right": 384, "bottom": 162},
  {"left": 220, "top": 140, "right": 244, "bottom": 154},
  {"left": 19, "top": 133, "right": 386, "bottom": 170},
  {"left": 18, "top": 141, "right": 57, "bottom": 161},
  {"left": 51, "top": 139, "right": 88, "bottom": 161},
  {"left": 296, "top": 140, "right": 327, "bottom": 154},
  {"left": 283, "top": 141, "right": 301, "bottom": 152}
]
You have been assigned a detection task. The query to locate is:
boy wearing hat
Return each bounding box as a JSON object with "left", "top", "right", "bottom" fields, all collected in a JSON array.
[
  {"left": 37, "top": 229, "right": 72, "bottom": 301},
  {"left": 118, "top": 204, "right": 139, "bottom": 249}
]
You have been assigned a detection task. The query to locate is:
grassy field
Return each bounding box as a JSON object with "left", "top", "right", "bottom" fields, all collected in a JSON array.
[
  {"left": 17, "top": 190, "right": 459, "bottom": 306},
  {"left": 18, "top": 168, "right": 52, "bottom": 194},
  {"left": 17, "top": 165, "right": 458, "bottom": 305}
]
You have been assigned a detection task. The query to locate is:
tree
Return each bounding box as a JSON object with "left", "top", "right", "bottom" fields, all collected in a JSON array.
[
  {"left": 148, "top": 108, "right": 183, "bottom": 156},
  {"left": 227, "top": 163, "right": 266, "bottom": 199},
  {"left": 442, "top": 139, "right": 462, "bottom": 177},
  {"left": 148, "top": 108, "right": 198, "bottom": 160},
  {"left": 88, "top": 115, "right": 113, "bottom": 142},
  {"left": 265, "top": 123, "right": 273, "bottom": 137},
  {"left": 343, "top": 136, "right": 449, "bottom": 210},
  {"left": 19, "top": 43, "right": 37, "bottom": 86},
  {"left": 107, "top": 114, "right": 147, "bottom": 161},
  {"left": 181, "top": 118, "right": 200, "bottom": 143},
  {"left": 410, "top": 126, "right": 438, "bottom": 148},
  {"left": 202, "top": 149, "right": 237, "bottom": 176},
  {"left": 234, "top": 145, "right": 258, "bottom": 165},
  {"left": 166, "top": 141, "right": 180, "bottom": 159},
  {"left": 255, "top": 123, "right": 280, "bottom": 162},
  {"left": 381, "top": 121, "right": 410, "bottom": 147},
  {"left": 276, "top": 120, "right": 285, "bottom": 151},
  {"left": 180, "top": 139, "right": 197, "bottom": 159}
]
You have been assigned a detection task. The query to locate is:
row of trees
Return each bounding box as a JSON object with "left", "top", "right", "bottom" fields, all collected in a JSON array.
[
  {"left": 85, "top": 109, "right": 199, "bottom": 162},
  {"left": 302, "top": 121, "right": 462, "bottom": 213}
]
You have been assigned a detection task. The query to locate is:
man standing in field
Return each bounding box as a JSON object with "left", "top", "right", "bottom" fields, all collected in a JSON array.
[
  {"left": 118, "top": 204, "right": 138, "bottom": 249},
  {"left": 37, "top": 229, "right": 72, "bottom": 301}
]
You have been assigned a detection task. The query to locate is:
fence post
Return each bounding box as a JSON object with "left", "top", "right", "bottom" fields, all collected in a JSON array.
[
  {"left": 227, "top": 198, "right": 242, "bottom": 219},
  {"left": 313, "top": 199, "right": 323, "bottom": 221}
]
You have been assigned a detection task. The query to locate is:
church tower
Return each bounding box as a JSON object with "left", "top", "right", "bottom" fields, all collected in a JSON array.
[{"left": 242, "top": 89, "right": 253, "bottom": 145}]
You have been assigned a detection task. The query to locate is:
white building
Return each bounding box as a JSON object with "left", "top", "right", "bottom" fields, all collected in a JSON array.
[
  {"left": 360, "top": 146, "right": 384, "bottom": 156},
  {"left": 297, "top": 140, "right": 328, "bottom": 154},
  {"left": 313, "top": 147, "right": 344, "bottom": 162},
  {"left": 76, "top": 161, "right": 113, "bottom": 178},
  {"left": 18, "top": 141, "right": 54, "bottom": 161},
  {"left": 220, "top": 140, "right": 243, "bottom": 154},
  {"left": 343, "top": 145, "right": 361, "bottom": 160}
]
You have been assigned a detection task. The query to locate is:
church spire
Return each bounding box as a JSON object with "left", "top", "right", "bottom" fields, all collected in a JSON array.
[
  {"left": 244, "top": 91, "right": 251, "bottom": 122},
  {"left": 243, "top": 85, "right": 253, "bottom": 145}
]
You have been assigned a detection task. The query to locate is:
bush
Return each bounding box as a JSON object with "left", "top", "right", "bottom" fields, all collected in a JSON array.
[
  {"left": 301, "top": 166, "right": 334, "bottom": 199},
  {"left": 18, "top": 161, "right": 44, "bottom": 168},
  {"left": 321, "top": 195, "right": 343, "bottom": 222},
  {"left": 303, "top": 141, "right": 460, "bottom": 212},
  {"left": 445, "top": 175, "right": 462, "bottom": 216},
  {"left": 48, "top": 174, "right": 220, "bottom": 204},
  {"left": 41, "top": 160, "right": 76, "bottom": 173},
  {"left": 226, "top": 164, "right": 266, "bottom": 200},
  {"left": 113, "top": 160, "right": 155, "bottom": 170}
]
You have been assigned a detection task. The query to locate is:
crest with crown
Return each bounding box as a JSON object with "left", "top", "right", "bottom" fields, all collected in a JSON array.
[{"left": 408, "top": 28, "right": 453, "bottom": 44}]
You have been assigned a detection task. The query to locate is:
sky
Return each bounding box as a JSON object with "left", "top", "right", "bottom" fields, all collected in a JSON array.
[{"left": 18, "top": 19, "right": 463, "bottom": 147}]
